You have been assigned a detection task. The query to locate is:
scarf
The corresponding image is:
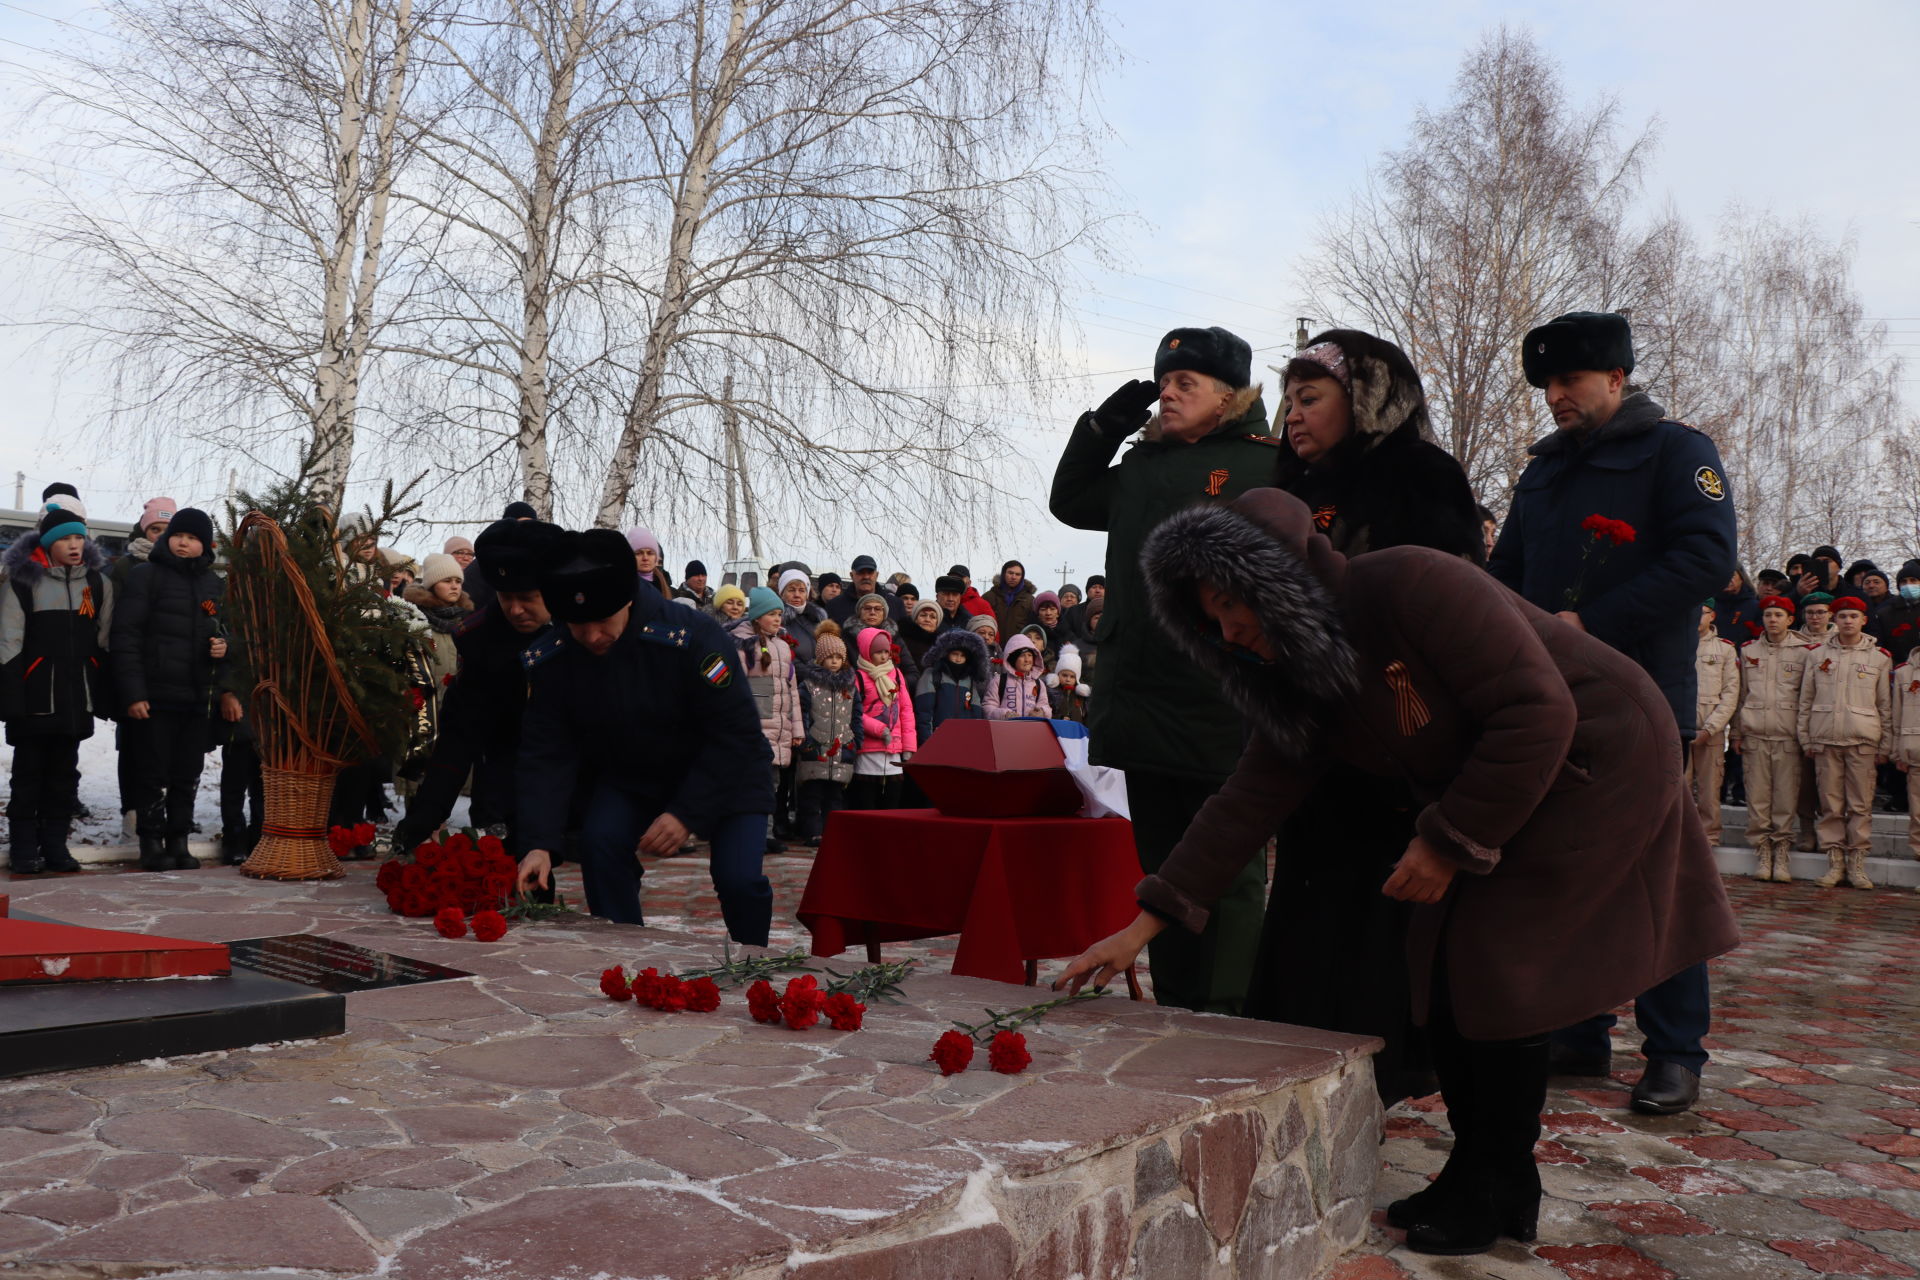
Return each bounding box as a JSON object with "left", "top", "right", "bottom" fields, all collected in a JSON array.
[
  {"left": 857, "top": 652, "right": 898, "bottom": 704},
  {"left": 730, "top": 617, "right": 775, "bottom": 671}
]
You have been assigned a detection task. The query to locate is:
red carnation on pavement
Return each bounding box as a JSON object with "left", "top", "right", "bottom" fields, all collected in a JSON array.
[
  {"left": 987, "top": 1030, "right": 1032, "bottom": 1074},
  {"left": 470, "top": 909, "right": 508, "bottom": 942},
  {"left": 433, "top": 907, "right": 467, "bottom": 939},
  {"left": 930, "top": 1029, "right": 974, "bottom": 1076},
  {"left": 630, "top": 967, "right": 665, "bottom": 1008},
  {"left": 780, "top": 975, "right": 824, "bottom": 1030},
  {"left": 326, "top": 825, "right": 356, "bottom": 857},
  {"left": 823, "top": 991, "right": 866, "bottom": 1032},
  {"left": 746, "top": 979, "right": 781, "bottom": 1025},
  {"left": 398, "top": 891, "right": 433, "bottom": 918},
  {"left": 375, "top": 860, "right": 403, "bottom": 893},
  {"left": 353, "top": 821, "right": 377, "bottom": 846},
  {"left": 684, "top": 977, "right": 723, "bottom": 1013},
  {"left": 600, "top": 966, "right": 633, "bottom": 1001},
  {"left": 649, "top": 974, "right": 690, "bottom": 1013}
]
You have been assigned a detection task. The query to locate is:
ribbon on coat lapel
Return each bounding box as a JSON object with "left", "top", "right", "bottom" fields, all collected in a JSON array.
[{"left": 1384, "top": 660, "right": 1430, "bottom": 736}]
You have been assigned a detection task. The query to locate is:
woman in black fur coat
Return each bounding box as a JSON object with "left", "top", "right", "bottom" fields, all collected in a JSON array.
[{"left": 1261, "top": 328, "right": 1483, "bottom": 1102}]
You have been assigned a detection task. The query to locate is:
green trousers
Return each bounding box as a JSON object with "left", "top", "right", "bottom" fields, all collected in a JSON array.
[{"left": 1126, "top": 768, "right": 1267, "bottom": 1015}]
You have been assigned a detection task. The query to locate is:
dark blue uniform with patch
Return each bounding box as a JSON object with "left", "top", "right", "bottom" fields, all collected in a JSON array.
[
  {"left": 1488, "top": 393, "right": 1737, "bottom": 739},
  {"left": 517, "top": 583, "right": 775, "bottom": 940},
  {"left": 1487, "top": 390, "right": 1736, "bottom": 1087}
]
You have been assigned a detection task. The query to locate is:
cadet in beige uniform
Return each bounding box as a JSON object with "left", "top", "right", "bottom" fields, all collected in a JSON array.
[
  {"left": 1890, "top": 658, "right": 1920, "bottom": 887},
  {"left": 1734, "top": 596, "right": 1816, "bottom": 882},
  {"left": 1691, "top": 603, "right": 1740, "bottom": 844},
  {"left": 1797, "top": 595, "right": 1891, "bottom": 889}
]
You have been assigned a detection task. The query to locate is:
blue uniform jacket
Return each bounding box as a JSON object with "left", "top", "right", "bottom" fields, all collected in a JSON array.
[
  {"left": 1488, "top": 392, "right": 1737, "bottom": 738},
  {"left": 517, "top": 584, "right": 773, "bottom": 851}
]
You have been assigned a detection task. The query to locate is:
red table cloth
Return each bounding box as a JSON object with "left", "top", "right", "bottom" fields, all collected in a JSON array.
[{"left": 797, "top": 809, "right": 1141, "bottom": 985}]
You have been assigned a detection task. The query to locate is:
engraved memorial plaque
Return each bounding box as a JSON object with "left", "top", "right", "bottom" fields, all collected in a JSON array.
[{"left": 228, "top": 934, "right": 471, "bottom": 993}]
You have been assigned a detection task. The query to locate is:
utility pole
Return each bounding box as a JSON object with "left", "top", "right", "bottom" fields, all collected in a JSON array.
[
  {"left": 1055, "top": 561, "right": 1072, "bottom": 586},
  {"left": 12, "top": 472, "right": 22, "bottom": 510}
]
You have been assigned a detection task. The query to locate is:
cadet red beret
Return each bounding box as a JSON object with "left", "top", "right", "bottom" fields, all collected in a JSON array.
[
  {"left": 1757, "top": 595, "right": 1796, "bottom": 614},
  {"left": 1831, "top": 596, "right": 1868, "bottom": 615}
]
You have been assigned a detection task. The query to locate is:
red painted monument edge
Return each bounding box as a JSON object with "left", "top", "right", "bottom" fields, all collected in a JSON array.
[{"left": 0, "top": 918, "right": 231, "bottom": 983}]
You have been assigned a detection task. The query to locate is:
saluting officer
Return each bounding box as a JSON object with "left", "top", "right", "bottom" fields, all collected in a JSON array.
[
  {"left": 1488, "top": 310, "right": 1737, "bottom": 1118},
  {"left": 514, "top": 528, "right": 775, "bottom": 942},
  {"left": 390, "top": 518, "right": 562, "bottom": 856}
]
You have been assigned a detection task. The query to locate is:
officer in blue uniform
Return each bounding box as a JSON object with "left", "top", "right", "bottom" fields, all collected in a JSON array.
[
  {"left": 390, "top": 518, "right": 561, "bottom": 855},
  {"left": 514, "top": 528, "right": 774, "bottom": 942},
  {"left": 1489, "top": 310, "right": 1737, "bottom": 1117}
]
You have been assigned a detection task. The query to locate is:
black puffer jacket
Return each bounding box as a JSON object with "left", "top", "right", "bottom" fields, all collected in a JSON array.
[
  {"left": 1274, "top": 328, "right": 1484, "bottom": 564},
  {"left": 110, "top": 541, "right": 225, "bottom": 712}
]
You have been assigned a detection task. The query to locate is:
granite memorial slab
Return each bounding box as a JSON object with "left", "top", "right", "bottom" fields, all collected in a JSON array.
[{"left": 226, "top": 933, "right": 471, "bottom": 993}]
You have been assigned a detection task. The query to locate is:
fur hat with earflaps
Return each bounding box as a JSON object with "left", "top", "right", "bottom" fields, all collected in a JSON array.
[{"left": 1141, "top": 487, "right": 1357, "bottom": 763}]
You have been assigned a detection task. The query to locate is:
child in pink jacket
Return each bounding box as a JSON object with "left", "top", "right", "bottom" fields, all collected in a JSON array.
[
  {"left": 850, "top": 627, "right": 916, "bottom": 809},
  {"left": 994, "top": 634, "right": 1052, "bottom": 720}
]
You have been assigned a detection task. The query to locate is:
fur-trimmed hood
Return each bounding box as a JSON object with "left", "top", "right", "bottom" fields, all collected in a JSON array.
[
  {"left": 925, "top": 627, "right": 988, "bottom": 682},
  {"left": 3, "top": 534, "right": 105, "bottom": 586},
  {"left": 1277, "top": 328, "right": 1433, "bottom": 460},
  {"left": 1141, "top": 488, "right": 1357, "bottom": 762}
]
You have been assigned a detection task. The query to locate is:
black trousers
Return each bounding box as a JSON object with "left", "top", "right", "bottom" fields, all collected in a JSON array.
[
  {"left": 9, "top": 736, "right": 81, "bottom": 822},
  {"left": 773, "top": 764, "right": 797, "bottom": 835},
  {"left": 1127, "top": 768, "right": 1264, "bottom": 1015},
  {"left": 220, "top": 739, "right": 264, "bottom": 838},
  {"left": 846, "top": 773, "right": 903, "bottom": 810},
  {"left": 796, "top": 778, "right": 846, "bottom": 840},
  {"left": 124, "top": 711, "right": 210, "bottom": 836}
]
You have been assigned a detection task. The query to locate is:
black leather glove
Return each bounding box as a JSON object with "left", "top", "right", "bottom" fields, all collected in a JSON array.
[{"left": 1090, "top": 379, "right": 1159, "bottom": 438}]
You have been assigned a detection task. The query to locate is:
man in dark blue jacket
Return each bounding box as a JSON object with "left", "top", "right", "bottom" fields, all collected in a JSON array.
[
  {"left": 514, "top": 528, "right": 774, "bottom": 942},
  {"left": 1489, "top": 311, "right": 1736, "bottom": 1118}
]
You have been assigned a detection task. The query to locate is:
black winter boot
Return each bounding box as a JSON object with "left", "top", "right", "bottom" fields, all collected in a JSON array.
[
  {"left": 37, "top": 819, "right": 81, "bottom": 873},
  {"left": 164, "top": 833, "right": 197, "bottom": 870},
  {"left": 8, "top": 815, "right": 45, "bottom": 875},
  {"left": 165, "top": 790, "right": 199, "bottom": 869},
  {"left": 137, "top": 801, "right": 169, "bottom": 870},
  {"left": 220, "top": 831, "right": 250, "bottom": 865}
]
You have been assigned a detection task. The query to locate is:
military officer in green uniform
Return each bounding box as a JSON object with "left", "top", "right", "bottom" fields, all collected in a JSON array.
[{"left": 1051, "top": 326, "right": 1282, "bottom": 1013}]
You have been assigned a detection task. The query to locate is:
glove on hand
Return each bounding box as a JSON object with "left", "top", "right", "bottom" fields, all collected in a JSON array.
[{"left": 1091, "top": 379, "right": 1158, "bottom": 438}]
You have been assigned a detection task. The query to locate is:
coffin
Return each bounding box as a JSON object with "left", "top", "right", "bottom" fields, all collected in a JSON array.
[{"left": 905, "top": 719, "right": 1083, "bottom": 818}]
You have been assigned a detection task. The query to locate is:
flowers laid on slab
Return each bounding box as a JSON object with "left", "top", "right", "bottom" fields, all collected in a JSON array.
[
  {"left": 374, "top": 828, "right": 567, "bottom": 940},
  {"left": 597, "top": 945, "right": 912, "bottom": 1034},
  {"left": 327, "top": 822, "right": 377, "bottom": 857},
  {"left": 929, "top": 989, "right": 1105, "bottom": 1076}
]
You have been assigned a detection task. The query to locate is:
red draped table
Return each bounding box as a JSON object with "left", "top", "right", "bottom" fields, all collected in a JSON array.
[{"left": 797, "top": 809, "right": 1142, "bottom": 989}]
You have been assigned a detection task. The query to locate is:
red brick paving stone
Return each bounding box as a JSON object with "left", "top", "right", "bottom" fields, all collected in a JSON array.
[
  {"left": 1790, "top": 1034, "right": 1860, "bottom": 1048},
  {"left": 1324, "top": 1258, "right": 1414, "bottom": 1280},
  {"left": 1754, "top": 1067, "right": 1832, "bottom": 1086},
  {"left": 1775, "top": 1049, "right": 1849, "bottom": 1065},
  {"left": 1727, "top": 1086, "right": 1818, "bottom": 1107},
  {"left": 1803, "top": 1197, "right": 1920, "bottom": 1232},
  {"left": 1383, "top": 1114, "right": 1444, "bottom": 1140},
  {"left": 1669, "top": 1134, "right": 1781, "bottom": 1161},
  {"left": 1828, "top": 1161, "right": 1920, "bottom": 1192},
  {"left": 35, "top": 1198, "right": 377, "bottom": 1271},
  {"left": 93, "top": 1110, "right": 326, "bottom": 1158},
  {"left": 1770, "top": 1239, "right": 1917, "bottom": 1276},
  {"left": 1546, "top": 1112, "right": 1629, "bottom": 1135},
  {"left": 1697, "top": 1109, "right": 1802, "bottom": 1132},
  {"left": 1588, "top": 1200, "right": 1719, "bottom": 1236},
  {"left": 1879, "top": 1085, "right": 1920, "bottom": 1104},
  {"left": 1535, "top": 1243, "right": 1678, "bottom": 1279},
  {"left": 427, "top": 1033, "right": 638, "bottom": 1087},
  {"left": 1569, "top": 1087, "right": 1634, "bottom": 1107},
  {"left": 1630, "top": 1165, "right": 1751, "bottom": 1195},
  {"left": 1853, "top": 1134, "right": 1920, "bottom": 1157},
  {"left": 1179, "top": 1109, "right": 1266, "bottom": 1243},
  {"left": 1868, "top": 1108, "right": 1920, "bottom": 1128},
  {"left": 1536, "top": 1138, "right": 1589, "bottom": 1164}
]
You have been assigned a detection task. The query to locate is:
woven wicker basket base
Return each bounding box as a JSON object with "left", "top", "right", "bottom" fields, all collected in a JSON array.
[{"left": 242, "top": 765, "right": 345, "bottom": 881}]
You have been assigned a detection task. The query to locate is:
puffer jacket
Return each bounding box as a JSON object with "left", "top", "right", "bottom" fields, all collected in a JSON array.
[
  {"left": 110, "top": 539, "right": 225, "bottom": 713},
  {"left": 912, "top": 628, "right": 991, "bottom": 743},
  {"left": 730, "top": 619, "right": 804, "bottom": 766},
  {"left": 1736, "top": 631, "right": 1817, "bottom": 742},
  {"left": 1797, "top": 635, "right": 1893, "bottom": 751},
  {"left": 993, "top": 634, "right": 1052, "bottom": 720},
  {"left": 1694, "top": 633, "right": 1739, "bottom": 737},
  {"left": 797, "top": 666, "right": 857, "bottom": 785},
  {"left": 854, "top": 627, "right": 916, "bottom": 755},
  {"left": 0, "top": 537, "right": 114, "bottom": 738}
]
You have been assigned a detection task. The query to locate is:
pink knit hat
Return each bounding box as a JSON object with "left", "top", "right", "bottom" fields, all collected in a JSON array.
[
  {"left": 625, "top": 527, "right": 659, "bottom": 554},
  {"left": 138, "top": 497, "right": 178, "bottom": 533}
]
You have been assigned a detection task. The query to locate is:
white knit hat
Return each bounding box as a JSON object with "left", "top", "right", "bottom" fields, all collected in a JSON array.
[
  {"left": 419, "top": 552, "right": 464, "bottom": 587},
  {"left": 778, "top": 568, "right": 810, "bottom": 594}
]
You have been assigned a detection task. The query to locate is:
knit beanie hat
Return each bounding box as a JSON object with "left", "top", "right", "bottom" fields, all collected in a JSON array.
[
  {"left": 625, "top": 527, "right": 660, "bottom": 554},
  {"left": 163, "top": 507, "right": 215, "bottom": 549},
  {"left": 817, "top": 571, "right": 843, "bottom": 589},
  {"left": 778, "top": 569, "right": 810, "bottom": 595},
  {"left": 379, "top": 547, "right": 417, "bottom": 573},
  {"left": 913, "top": 600, "right": 942, "bottom": 623},
  {"left": 856, "top": 592, "right": 888, "bottom": 614},
  {"left": 746, "top": 586, "right": 782, "bottom": 621},
  {"left": 1086, "top": 574, "right": 1106, "bottom": 589},
  {"left": 685, "top": 559, "right": 708, "bottom": 579},
  {"left": 714, "top": 584, "right": 747, "bottom": 611},
  {"left": 443, "top": 535, "right": 475, "bottom": 555},
  {"left": 813, "top": 620, "right": 847, "bottom": 664},
  {"left": 138, "top": 497, "right": 178, "bottom": 532},
  {"left": 1055, "top": 646, "right": 1083, "bottom": 678},
  {"left": 420, "top": 552, "right": 464, "bottom": 587},
  {"left": 1036, "top": 591, "right": 1059, "bottom": 609},
  {"left": 37, "top": 501, "right": 88, "bottom": 547},
  {"left": 502, "top": 501, "right": 537, "bottom": 521},
  {"left": 41, "top": 482, "right": 80, "bottom": 503},
  {"left": 967, "top": 613, "right": 998, "bottom": 636}
]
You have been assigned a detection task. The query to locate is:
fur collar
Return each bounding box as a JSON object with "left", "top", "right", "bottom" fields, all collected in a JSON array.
[
  {"left": 1141, "top": 491, "right": 1358, "bottom": 763},
  {"left": 3, "top": 536, "right": 105, "bottom": 586},
  {"left": 1140, "top": 389, "right": 1269, "bottom": 445},
  {"left": 926, "top": 627, "right": 989, "bottom": 682}
]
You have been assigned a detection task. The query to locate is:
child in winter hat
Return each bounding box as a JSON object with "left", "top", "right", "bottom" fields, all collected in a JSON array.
[{"left": 795, "top": 621, "right": 855, "bottom": 842}]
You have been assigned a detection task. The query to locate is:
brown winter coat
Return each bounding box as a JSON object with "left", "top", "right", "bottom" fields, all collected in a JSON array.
[{"left": 1135, "top": 488, "right": 1739, "bottom": 1042}]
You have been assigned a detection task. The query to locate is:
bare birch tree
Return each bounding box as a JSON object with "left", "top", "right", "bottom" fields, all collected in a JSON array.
[{"left": 28, "top": 0, "right": 424, "bottom": 501}]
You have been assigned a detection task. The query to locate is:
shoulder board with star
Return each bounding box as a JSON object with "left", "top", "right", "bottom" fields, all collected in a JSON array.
[
  {"left": 636, "top": 618, "right": 693, "bottom": 649},
  {"left": 520, "top": 630, "right": 565, "bottom": 670}
]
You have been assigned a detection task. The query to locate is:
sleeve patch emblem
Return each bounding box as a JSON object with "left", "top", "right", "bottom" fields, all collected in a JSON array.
[
  {"left": 699, "top": 653, "right": 732, "bottom": 688},
  {"left": 1694, "top": 466, "right": 1726, "bottom": 501}
]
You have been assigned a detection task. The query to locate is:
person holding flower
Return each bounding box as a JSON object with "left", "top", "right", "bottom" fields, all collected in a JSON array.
[{"left": 1486, "top": 310, "right": 1736, "bottom": 1118}]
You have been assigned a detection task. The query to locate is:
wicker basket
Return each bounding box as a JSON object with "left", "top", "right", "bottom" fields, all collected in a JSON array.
[{"left": 241, "top": 765, "right": 344, "bottom": 880}]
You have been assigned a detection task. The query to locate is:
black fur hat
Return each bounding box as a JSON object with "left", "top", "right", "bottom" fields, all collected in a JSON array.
[
  {"left": 1521, "top": 311, "right": 1635, "bottom": 388},
  {"left": 476, "top": 518, "right": 563, "bottom": 593},
  {"left": 1141, "top": 488, "right": 1357, "bottom": 763},
  {"left": 540, "top": 528, "right": 635, "bottom": 622},
  {"left": 1154, "top": 326, "right": 1253, "bottom": 390}
]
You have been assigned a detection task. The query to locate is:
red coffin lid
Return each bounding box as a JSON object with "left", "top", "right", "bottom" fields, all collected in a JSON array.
[
  {"left": 907, "top": 719, "right": 1067, "bottom": 773},
  {"left": 905, "top": 720, "right": 1083, "bottom": 818}
]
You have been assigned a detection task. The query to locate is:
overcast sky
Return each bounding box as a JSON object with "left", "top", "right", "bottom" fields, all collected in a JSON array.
[{"left": 1, "top": 0, "right": 1915, "bottom": 588}]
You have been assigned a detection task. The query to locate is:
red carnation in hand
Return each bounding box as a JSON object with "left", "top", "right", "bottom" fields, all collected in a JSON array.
[
  {"left": 684, "top": 976, "right": 723, "bottom": 1013},
  {"left": 780, "top": 975, "right": 824, "bottom": 1030},
  {"left": 987, "top": 1029, "right": 1031, "bottom": 1075},
  {"left": 1579, "top": 513, "right": 1637, "bottom": 546},
  {"left": 600, "top": 966, "right": 633, "bottom": 1001},
  {"left": 746, "top": 979, "right": 781, "bottom": 1025},
  {"left": 433, "top": 906, "right": 467, "bottom": 939},
  {"left": 823, "top": 991, "right": 866, "bottom": 1032},
  {"left": 930, "top": 1029, "right": 974, "bottom": 1076},
  {"left": 470, "top": 909, "right": 508, "bottom": 942}
]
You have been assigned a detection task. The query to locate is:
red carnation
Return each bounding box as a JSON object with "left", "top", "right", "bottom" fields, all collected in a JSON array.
[
  {"left": 433, "top": 907, "right": 467, "bottom": 939},
  {"left": 930, "top": 1029, "right": 974, "bottom": 1076},
  {"left": 353, "top": 821, "right": 377, "bottom": 846},
  {"left": 823, "top": 991, "right": 866, "bottom": 1032},
  {"left": 987, "top": 1029, "right": 1031, "bottom": 1074},
  {"left": 1579, "top": 513, "right": 1637, "bottom": 547},
  {"left": 630, "top": 967, "right": 665, "bottom": 1007},
  {"left": 684, "top": 976, "right": 723, "bottom": 1013},
  {"left": 326, "top": 825, "right": 356, "bottom": 857},
  {"left": 398, "top": 891, "right": 434, "bottom": 918},
  {"left": 471, "top": 909, "right": 508, "bottom": 942},
  {"left": 375, "top": 861, "right": 403, "bottom": 893},
  {"left": 1744, "top": 620, "right": 1762, "bottom": 636},
  {"left": 600, "top": 966, "right": 633, "bottom": 1001},
  {"left": 746, "top": 979, "right": 781, "bottom": 1025},
  {"left": 651, "top": 974, "right": 689, "bottom": 1013},
  {"left": 780, "top": 975, "right": 824, "bottom": 1030},
  {"left": 477, "top": 833, "right": 506, "bottom": 858},
  {"left": 415, "top": 843, "right": 445, "bottom": 868}
]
